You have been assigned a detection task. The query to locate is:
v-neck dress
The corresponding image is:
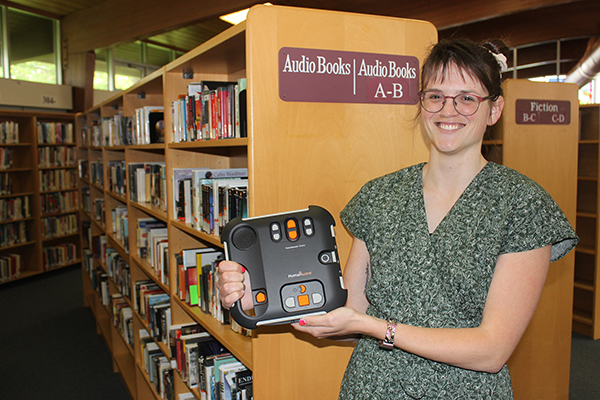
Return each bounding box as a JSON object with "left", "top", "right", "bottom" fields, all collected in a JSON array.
[{"left": 338, "top": 162, "right": 578, "bottom": 400}]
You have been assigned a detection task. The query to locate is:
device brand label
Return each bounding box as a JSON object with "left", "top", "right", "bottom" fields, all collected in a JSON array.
[
  {"left": 288, "top": 271, "right": 312, "bottom": 278},
  {"left": 279, "top": 47, "right": 420, "bottom": 105}
]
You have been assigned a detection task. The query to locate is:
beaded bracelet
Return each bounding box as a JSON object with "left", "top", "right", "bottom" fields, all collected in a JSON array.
[{"left": 379, "top": 319, "right": 396, "bottom": 350}]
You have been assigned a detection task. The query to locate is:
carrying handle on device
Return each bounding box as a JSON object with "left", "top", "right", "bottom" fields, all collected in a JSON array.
[
  {"left": 229, "top": 301, "right": 261, "bottom": 330},
  {"left": 221, "top": 235, "right": 267, "bottom": 330}
]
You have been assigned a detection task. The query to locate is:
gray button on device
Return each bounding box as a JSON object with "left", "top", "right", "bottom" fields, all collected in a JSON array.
[
  {"left": 285, "top": 297, "right": 296, "bottom": 308},
  {"left": 312, "top": 293, "right": 323, "bottom": 304},
  {"left": 270, "top": 222, "right": 282, "bottom": 242},
  {"left": 303, "top": 217, "right": 314, "bottom": 236}
]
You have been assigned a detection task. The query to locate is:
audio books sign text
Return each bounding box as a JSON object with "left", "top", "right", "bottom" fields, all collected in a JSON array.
[{"left": 279, "top": 47, "right": 420, "bottom": 105}]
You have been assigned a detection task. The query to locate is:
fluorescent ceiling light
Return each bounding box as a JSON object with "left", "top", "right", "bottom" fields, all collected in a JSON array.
[
  {"left": 220, "top": 9, "right": 249, "bottom": 25},
  {"left": 220, "top": 3, "right": 272, "bottom": 25}
]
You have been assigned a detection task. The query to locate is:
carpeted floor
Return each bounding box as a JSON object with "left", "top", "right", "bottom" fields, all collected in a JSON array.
[
  {"left": 0, "top": 265, "right": 130, "bottom": 400},
  {"left": 570, "top": 331, "right": 600, "bottom": 399},
  {"left": 0, "top": 264, "right": 599, "bottom": 399}
]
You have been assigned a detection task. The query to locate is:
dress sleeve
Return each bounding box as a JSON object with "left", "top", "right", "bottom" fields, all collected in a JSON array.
[
  {"left": 340, "top": 180, "right": 375, "bottom": 243},
  {"left": 499, "top": 181, "right": 578, "bottom": 262}
]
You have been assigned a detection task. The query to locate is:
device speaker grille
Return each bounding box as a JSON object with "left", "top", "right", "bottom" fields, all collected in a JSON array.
[{"left": 232, "top": 226, "right": 257, "bottom": 251}]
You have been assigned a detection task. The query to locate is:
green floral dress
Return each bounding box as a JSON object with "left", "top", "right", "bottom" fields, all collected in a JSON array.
[{"left": 338, "top": 162, "right": 578, "bottom": 400}]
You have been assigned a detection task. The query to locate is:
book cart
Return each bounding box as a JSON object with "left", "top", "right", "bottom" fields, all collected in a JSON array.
[
  {"left": 77, "top": 5, "right": 578, "bottom": 400},
  {"left": 0, "top": 110, "right": 79, "bottom": 284},
  {"left": 574, "top": 103, "right": 600, "bottom": 340}
]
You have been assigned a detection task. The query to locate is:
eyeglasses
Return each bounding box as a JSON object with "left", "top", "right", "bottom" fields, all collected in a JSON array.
[{"left": 419, "top": 90, "right": 496, "bottom": 116}]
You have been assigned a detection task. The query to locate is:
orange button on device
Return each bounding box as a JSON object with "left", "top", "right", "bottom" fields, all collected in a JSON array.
[
  {"left": 298, "top": 294, "right": 310, "bottom": 307},
  {"left": 286, "top": 219, "right": 299, "bottom": 241},
  {"left": 255, "top": 292, "right": 266, "bottom": 303}
]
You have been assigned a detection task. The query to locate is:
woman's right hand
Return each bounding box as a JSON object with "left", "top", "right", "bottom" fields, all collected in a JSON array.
[{"left": 216, "top": 260, "right": 254, "bottom": 311}]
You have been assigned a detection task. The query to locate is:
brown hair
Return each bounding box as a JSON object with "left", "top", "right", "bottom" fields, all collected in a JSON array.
[{"left": 421, "top": 38, "right": 509, "bottom": 99}]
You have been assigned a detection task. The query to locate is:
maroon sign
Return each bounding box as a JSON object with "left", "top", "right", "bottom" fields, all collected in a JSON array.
[
  {"left": 279, "top": 47, "right": 420, "bottom": 105},
  {"left": 515, "top": 99, "right": 571, "bottom": 125}
]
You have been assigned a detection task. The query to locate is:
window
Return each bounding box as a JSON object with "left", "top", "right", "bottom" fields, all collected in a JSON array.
[
  {"left": 578, "top": 79, "right": 598, "bottom": 104},
  {"left": 94, "top": 50, "right": 109, "bottom": 91},
  {"left": 115, "top": 64, "right": 143, "bottom": 91},
  {"left": 507, "top": 38, "right": 599, "bottom": 105},
  {"left": 94, "top": 41, "right": 181, "bottom": 92},
  {"left": 529, "top": 75, "right": 599, "bottom": 105},
  {"left": 0, "top": 5, "right": 177, "bottom": 90},
  {"left": 0, "top": 7, "right": 60, "bottom": 84}
]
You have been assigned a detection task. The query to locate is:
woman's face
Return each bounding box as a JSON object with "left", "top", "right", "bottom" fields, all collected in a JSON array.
[{"left": 421, "top": 63, "right": 504, "bottom": 159}]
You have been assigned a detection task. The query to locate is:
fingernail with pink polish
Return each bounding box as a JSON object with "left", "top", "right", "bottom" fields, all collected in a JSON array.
[
  {"left": 299, "top": 319, "right": 306, "bottom": 326},
  {"left": 240, "top": 266, "right": 245, "bottom": 273}
]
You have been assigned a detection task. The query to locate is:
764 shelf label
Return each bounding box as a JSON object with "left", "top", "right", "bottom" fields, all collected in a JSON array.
[{"left": 279, "top": 47, "right": 420, "bottom": 105}]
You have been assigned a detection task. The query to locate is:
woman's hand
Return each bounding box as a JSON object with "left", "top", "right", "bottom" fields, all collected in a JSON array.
[
  {"left": 216, "top": 260, "right": 253, "bottom": 311},
  {"left": 292, "top": 306, "right": 374, "bottom": 340}
]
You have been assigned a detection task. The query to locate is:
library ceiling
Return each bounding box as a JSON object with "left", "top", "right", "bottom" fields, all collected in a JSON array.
[{"left": 6, "top": 0, "right": 600, "bottom": 70}]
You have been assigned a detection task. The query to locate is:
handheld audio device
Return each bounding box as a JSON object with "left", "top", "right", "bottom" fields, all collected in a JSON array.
[{"left": 220, "top": 205, "right": 347, "bottom": 330}]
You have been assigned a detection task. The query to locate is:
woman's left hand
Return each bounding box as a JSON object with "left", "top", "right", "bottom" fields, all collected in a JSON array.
[{"left": 292, "top": 306, "right": 369, "bottom": 340}]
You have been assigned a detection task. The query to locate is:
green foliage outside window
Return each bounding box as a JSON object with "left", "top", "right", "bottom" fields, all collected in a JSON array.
[{"left": 10, "top": 61, "right": 56, "bottom": 84}]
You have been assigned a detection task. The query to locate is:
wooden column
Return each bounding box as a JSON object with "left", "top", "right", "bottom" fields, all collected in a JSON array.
[{"left": 501, "top": 79, "right": 579, "bottom": 400}]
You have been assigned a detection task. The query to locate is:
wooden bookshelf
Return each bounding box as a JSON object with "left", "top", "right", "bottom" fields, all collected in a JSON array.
[
  {"left": 0, "top": 110, "right": 79, "bottom": 285},
  {"left": 76, "top": 5, "right": 437, "bottom": 399},
  {"left": 499, "top": 79, "right": 579, "bottom": 400},
  {"left": 573, "top": 103, "right": 600, "bottom": 340}
]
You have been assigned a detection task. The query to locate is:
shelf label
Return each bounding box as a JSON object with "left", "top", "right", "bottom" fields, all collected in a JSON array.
[
  {"left": 279, "top": 47, "right": 419, "bottom": 105},
  {"left": 42, "top": 95, "right": 58, "bottom": 105},
  {"left": 515, "top": 99, "right": 571, "bottom": 125}
]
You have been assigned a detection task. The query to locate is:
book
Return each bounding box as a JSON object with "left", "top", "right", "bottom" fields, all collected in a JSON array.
[
  {"left": 133, "top": 106, "right": 164, "bottom": 144},
  {"left": 172, "top": 167, "right": 248, "bottom": 229},
  {"left": 197, "top": 254, "right": 224, "bottom": 317},
  {"left": 156, "top": 240, "right": 169, "bottom": 285},
  {"left": 147, "top": 294, "right": 169, "bottom": 336},
  {"left": 198, "top": 81, "right": 236, "bottom": 140},
  {"left": 178, "top": 247, "right": 221, "bottom": 306},
  {"left": 0, "top": 254, "right": 21, "bottom": 282},
  {"left": 129, "top": 162, "right": 166, "bottom": 209},
  {"left": 184, "top": 334, "right": 215, "bottom": 388},
  {"left": 128, "top": 163, "right": 144, "bottom": 202},
  {"left": 168, "top": 322, "right": 205, "bottom": 359},
  {"left": 182, "top": 178, "right": 192, "bottom": 224},
  {"left": 219, "top": 362, "right": 246, "bottom": 400},
  {"left": 178, "top": 331, "right": 211, "bottom": 381},
  {"left": 186, "top": 266, "right": 198, "bottom": 307},
  {"left": 148, "top": 227, "right": 168, "bottom": 268},
  {"left": 235, "top": 368, "right": 253, "bottom": 400},
  {"left": 172, "top": 168, "right": 194, "bottom": 219},
  {"left": 171, "top": 79, "right": 245, "bottom": 143},
  {"left": 208, "top": 354, "right": 238, "bottom": 400},
  {"left": 137, "top": 218, "right": 167, "bottom": 259},
  {"left": 180, "top": 248, "right": 201, "bottom": 303},
  {"left": 159, "top": 357, "right": 173, "bottom": 398},
  {"left": 195, "top": 168, "right": 248, "bottom": 234},
  {"left": 133, "top": 280, "right": 159, "bottom": 313},
  {"left": 142, "top": 341, "right": 162, "bottom": 378},
  {"left": 196, "top": 249, "right": 223, "bottom": 307},
  {"left": 237, "top": 78, "right": 247, "bottom": 138}
]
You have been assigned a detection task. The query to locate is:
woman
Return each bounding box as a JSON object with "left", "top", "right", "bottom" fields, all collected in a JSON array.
[{"left": 217, "top": 38, "right": 578, "bottom": 399}]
